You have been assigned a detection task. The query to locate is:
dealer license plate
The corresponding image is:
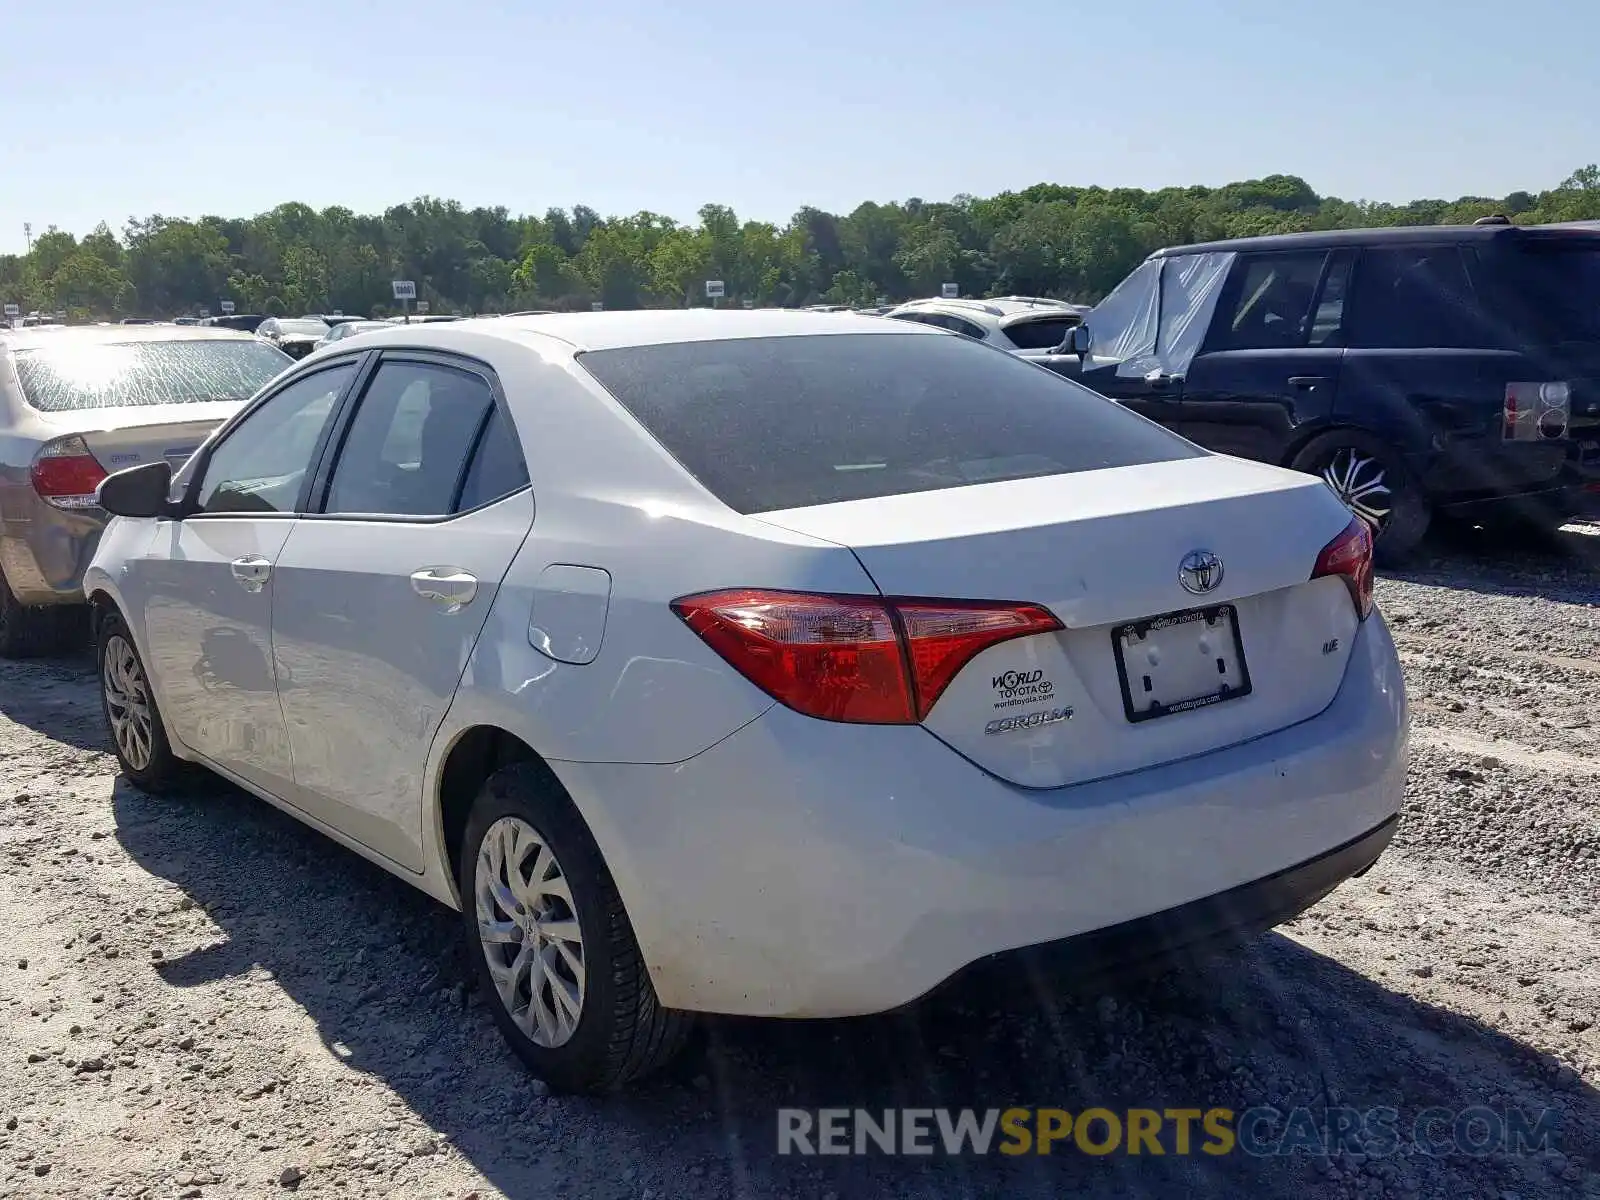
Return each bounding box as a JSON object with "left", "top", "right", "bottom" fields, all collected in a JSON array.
[{"left": 1112, "top": 604, "right": 1252, "bottom": 724}]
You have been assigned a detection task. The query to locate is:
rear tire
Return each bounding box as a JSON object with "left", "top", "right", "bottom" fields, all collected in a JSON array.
[
  {"left": 0, "top": 570, "right": 73, "bottom": 659},
  {"left": 96, "top": 609, "right": 182, "bottom": 792},
  {"left": 1290, "top": 430, "right": 1430, "bottom": 566},
  {"left": 458, "top": 762, "right": 692, "bottom": 1094}
]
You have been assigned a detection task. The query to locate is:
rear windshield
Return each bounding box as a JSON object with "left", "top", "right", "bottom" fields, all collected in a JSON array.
[
  {"left": 1002, "top": 315, "right": 1082, "bottom": 350},
  {"left": 1497, "top": 242, "right": 1600, "bottom": 344},
  {"left": 579, "top": 333, "right": 1202, "bottom": 513},
  {"left": 274, "top": 319, "right": 330, "bottom": 337},
  {"left": 14, "top": 339, "right": 291, "bottom": 413}
]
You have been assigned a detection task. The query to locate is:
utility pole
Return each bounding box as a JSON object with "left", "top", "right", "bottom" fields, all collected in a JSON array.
[{"left": 23, "top": 223, "right": 32, "bottom": 255}]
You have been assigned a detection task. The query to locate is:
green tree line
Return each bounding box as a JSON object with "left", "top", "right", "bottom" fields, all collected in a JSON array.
[{"left": 4, "top": 167, "right": 1598, "bottom": 322}]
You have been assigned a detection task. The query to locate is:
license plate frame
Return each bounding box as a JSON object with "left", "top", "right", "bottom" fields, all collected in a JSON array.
[{"left": 1111, "top": 603, "right": 1252, "bottom": 724}]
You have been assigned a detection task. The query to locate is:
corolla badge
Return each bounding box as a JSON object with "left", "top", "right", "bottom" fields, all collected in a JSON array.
[{"left": 1178, "top": 550, "right": 1224, "bottom": 595}]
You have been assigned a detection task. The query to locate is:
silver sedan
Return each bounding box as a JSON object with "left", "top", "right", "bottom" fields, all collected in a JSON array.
[{"left": 0, "top": 325, "right": 290, "bottom": 656}]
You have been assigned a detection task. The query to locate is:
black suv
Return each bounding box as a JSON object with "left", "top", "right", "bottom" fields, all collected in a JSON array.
[{"left": 1052, "top": 224, "right": 1600, "bottom": 560}]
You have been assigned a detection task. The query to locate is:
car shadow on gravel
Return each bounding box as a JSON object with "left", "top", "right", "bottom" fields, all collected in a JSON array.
[
  {"left": 0, "top": 645, "right": 109, "bottom": 752},
  {"left": 1387, "top": 520, "right": 1600, "bottom": 605},
  {"left": 110, "top": 775, "right": 1597, "bottom": 1200}
]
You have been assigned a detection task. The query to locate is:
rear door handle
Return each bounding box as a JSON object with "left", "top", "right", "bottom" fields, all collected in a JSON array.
[
  {"left": 1287, "top": 375, "right": 1328, "bottom": 389},
  {"left": 229, "top": 555, "right": 273, "bottom": 593},
  {"left": 410, "top": 567, "right": 478, "bottom": 613}
]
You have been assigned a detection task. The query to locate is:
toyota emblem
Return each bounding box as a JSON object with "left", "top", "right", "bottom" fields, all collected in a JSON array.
[{"left": 1179, "top": 550, "right": 1224, "bottom": 595}]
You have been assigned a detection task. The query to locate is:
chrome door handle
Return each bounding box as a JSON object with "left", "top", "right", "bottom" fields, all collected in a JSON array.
[
  {"left": 410, "top": 567, "right": 478, "bottom": 613},
  {"left": 230, "top": 555, "right": 273, "bottom": 593}
]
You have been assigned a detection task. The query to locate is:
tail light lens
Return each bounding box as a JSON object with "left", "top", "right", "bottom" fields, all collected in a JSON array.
[
  {"left": 672, "top": 589, "right": 1062, "bottom": 723},
  {"left": 1503, "top": 381, "right": 1570, "bottom": 441},
  {"left": 30, "top": 436, "right": 108, "bottom": 510},
  {"left": 1312, "top": 516, "right": 1374, "bottom": 620}
]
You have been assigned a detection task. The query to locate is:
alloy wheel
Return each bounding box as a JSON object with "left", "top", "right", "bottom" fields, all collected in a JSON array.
[
  {"left": 1321, "top": 447, "right": 1392, "bottom": 530},
  {"left": 103, "top": 634, "right": 155, "bottom": 771},
  {"left": 474, "top": 816, "right": 587, "bottom": 1049}
]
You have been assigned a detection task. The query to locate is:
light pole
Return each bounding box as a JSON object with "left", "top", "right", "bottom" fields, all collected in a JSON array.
[{"left": 23, "top": 223, "right": 32, "bottom": 255}]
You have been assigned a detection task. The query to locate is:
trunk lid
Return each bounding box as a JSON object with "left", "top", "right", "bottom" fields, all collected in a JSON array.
[
  {"left": 754, "top": 454, "right": 1363, "bottom": 788},
  {"left": 40, "top": 401, "right": 242, "bottom": 474}
]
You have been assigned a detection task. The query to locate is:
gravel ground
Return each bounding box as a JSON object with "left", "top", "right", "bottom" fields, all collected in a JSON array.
[{"left": 0, "top": 525, "right": 1597, "bottom": 1199}]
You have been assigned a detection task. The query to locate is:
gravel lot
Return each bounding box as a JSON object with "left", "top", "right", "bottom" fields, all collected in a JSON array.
[{"left": 0, "top": 525, "right": 1596, "bottom": 1199}]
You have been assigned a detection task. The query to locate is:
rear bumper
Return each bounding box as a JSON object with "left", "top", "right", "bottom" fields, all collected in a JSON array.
[
  {"left": 1424, "top": 445, "right": 1600, "bottom": 522},
  {"left": 0, "top": 493, "right": 105, "bottom": 605},
  {"left": 1433, "top": 483, "right": 1590, "bottom": 523},
  {"left": 553, "top": 614, "right": 1408, "bottom": 1018},
  {"left": 938, "top": 814, "right": 1396, "bottom": 1000}
]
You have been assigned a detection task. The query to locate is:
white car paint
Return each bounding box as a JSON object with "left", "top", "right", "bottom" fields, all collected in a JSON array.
[
  {"left": 755, "top": 456, "right": 1360, "bottom": 789},
  {"left": 882, "top": 296, "right": 1091, "bottom": 353},
  {"left": 552, "top": 614, "right": 1404, "bottom": 1016},
  {"left": 86, "top": 310, "right": 1407, "bottom": 1021}
]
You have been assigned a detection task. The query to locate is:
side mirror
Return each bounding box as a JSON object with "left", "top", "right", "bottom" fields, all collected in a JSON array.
[
  {"left": 97, "top": 461, "right": 175, "bottom": 519},
  {"left": 1059, "top": 324, "right": 1092, "bottom": 356}
]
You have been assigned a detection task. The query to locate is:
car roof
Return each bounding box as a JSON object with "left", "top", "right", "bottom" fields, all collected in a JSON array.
[
  {"left": 1150, "top": 223, "right": 1600, "bottom": 257},
  {"left": 332, "top": 309, "right": 938, "bottom": 355},
  {"left": 0, "top": 325, "right": 263, "bottom": 353},
  {"left": 892, "top": 296, "right": 1086, "bottom": 318}
]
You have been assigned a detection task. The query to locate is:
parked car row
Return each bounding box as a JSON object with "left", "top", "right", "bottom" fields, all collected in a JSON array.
[{"left": 55, "top": 308, "right": 1406, "bottom": 1094}]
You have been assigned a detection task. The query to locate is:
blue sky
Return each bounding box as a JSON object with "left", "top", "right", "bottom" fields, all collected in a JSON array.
[{"left": 1, "top": 0, "right": 1594, "bottom": 253}]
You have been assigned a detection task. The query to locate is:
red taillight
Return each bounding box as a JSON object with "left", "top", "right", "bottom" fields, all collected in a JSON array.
[
  {"left": 895, "top": 600, "right": 1062, "bottom": 717},
  {"left": 30, "top": 436, "right": 108, "bottom": 510},
  {"left": 671, "top": 589, "right": 1063, "bottom": 724},
  {"left": 1312, "top": 516, "right": 1375, "bottom": 620}
]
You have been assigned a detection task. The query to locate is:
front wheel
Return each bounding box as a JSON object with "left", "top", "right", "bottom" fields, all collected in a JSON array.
[
  {"left": 459, "top": 763, "right": 692, "bottom": 1093},
  {"left": 1290, "top": 431, "right": 1430, "bottom": 565},
  {"left": 96, "top": 609, "right": 182, "bottom": 791}
]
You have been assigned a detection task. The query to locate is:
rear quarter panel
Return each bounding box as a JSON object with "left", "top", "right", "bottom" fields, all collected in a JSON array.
[
  {"left": 435, "top": 496, "right": 875, "bottom": 767},
  {"left": 1337, "top": 348, "right": 1568, "bottom": 496},
  {"left": 421, "top": 336, "right": 888, "bottom": 893}
]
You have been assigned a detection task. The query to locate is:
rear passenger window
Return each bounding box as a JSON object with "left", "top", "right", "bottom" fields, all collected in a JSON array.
[
  {"left": 324, "top": 360, "right": 495, "bottom": 517},
  {"left": 1308, "top": 256, "right": 1352, "bottom": 346},
  {"left": 1347, "top": 247, "right": 1481, "bottom": 349},
  {"left": 457, "top": 405, "right": 530, "bottom": 511}
]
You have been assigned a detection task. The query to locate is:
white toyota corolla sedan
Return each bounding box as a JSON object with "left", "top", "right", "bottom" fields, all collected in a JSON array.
[{"left": 84, "top": 311, "right": 1408, "bottom": 1092}]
